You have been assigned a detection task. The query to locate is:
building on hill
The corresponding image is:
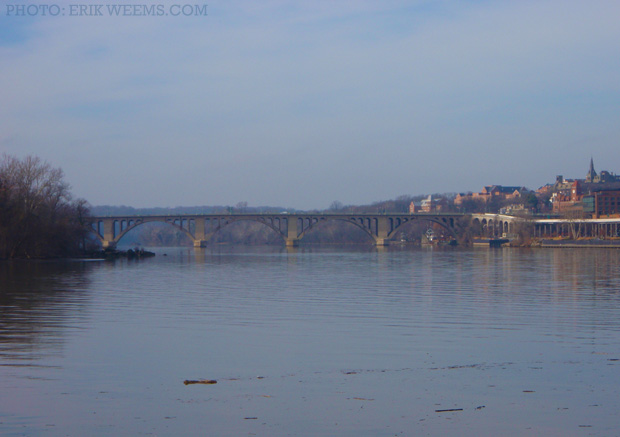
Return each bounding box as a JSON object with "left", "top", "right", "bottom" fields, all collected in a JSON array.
[
  {"left": 551, "top": 180, "right": 582, "bottom": 213},
  {"left": 409, "top": 195, "right": 448, "bottom": 213},
  {"left": 586, "top": 157, "right": 597, "bottom": 183},
  {"left": 547, "top": 159, "right": 620, "bottom": 216},
  {"left": 585, "top": 157, "right": 620, "bottom": 184},
  {"left": 454, "top": 185, "right": 530, "bottom": 206},
  {"left": 537, "top": 175, "right": 579, "bottom": 198},
  {"left": 551, "top": 179, "right": 620, "bottom": 218},
  {"left": 589, "top": 188, "right": 620, "bottom": 218},
  {"left": 408, "top": 201, "right": 421, "bottom": 213},
  {"left": 499, "top": 203, "right": 531, "bottom": 215}
]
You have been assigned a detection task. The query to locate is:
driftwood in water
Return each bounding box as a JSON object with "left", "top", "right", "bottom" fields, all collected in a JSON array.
[{"left": 183, "top": 379, "right": 217, "bottom": 385}]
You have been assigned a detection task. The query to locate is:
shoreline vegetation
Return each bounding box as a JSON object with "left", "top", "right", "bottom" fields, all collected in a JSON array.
[
  {"left": 2, "top": 154, "right": 619, "bottom": 260},
  {"left": 88, "top": 248, "right": 157, "bottom": 260},
  {"left": 1, "top": 154, "right": 91, "bottom": 260}
]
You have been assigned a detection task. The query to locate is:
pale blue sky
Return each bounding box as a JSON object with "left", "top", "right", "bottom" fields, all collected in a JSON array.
[{"left": 1, "top": 1, "right": 619, "bottom": 209}]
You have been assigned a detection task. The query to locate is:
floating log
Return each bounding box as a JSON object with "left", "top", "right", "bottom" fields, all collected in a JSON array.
[{"left": 183, "top": 379, "right": 217, "bottom": 385}]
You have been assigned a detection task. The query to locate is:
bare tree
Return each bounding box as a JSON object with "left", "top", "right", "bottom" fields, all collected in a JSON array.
[
  {"left": 563, "top": 208, "right": 586, "bottom": 240},
  {"left": 0, "top": 154, "right": 90, "bottom": 258},
  {"left": 512, "top": 220, "right": 535, "bottom": 246},
  {"left": 329, "top": 200, "right": 344, "bottom": 211},
  {"left": 235, "top": 201, "right": 248, "bottom": 212}
]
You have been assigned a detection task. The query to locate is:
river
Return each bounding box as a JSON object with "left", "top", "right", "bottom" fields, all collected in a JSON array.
[{"left": 1, "top": 246, "right": 619, "bottom": 436}]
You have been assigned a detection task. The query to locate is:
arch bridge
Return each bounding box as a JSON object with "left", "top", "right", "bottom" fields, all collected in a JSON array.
[
  {"left": 470, "top": 213, "right": 525, "bottom": 238},
  {"left": 87, "top": 212, "right": 468, "bottom": 248}
]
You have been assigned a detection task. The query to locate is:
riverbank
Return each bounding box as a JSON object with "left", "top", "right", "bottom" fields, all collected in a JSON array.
[
  {"left": 537, "top": 238, "right": 620, "bottom": 248},
  {"left": 88, "top": 248, "right": 156, "bottom": 260}
]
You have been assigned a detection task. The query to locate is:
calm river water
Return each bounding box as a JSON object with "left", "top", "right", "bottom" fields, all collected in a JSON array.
[{"left": 1, "top": 246, "right": 620, "bottom": 436}]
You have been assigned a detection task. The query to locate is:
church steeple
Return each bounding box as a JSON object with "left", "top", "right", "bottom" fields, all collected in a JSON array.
[{"left": 586, "top": 157, "right": 597, "bottom": 182}]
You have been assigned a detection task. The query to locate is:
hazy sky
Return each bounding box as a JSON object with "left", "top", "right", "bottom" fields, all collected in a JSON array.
[{"left": 1, "top": 1, "right": 619, "bottom": 210}]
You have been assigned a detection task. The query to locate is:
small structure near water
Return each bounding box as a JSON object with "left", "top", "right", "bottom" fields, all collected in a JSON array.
[{"left": 473, "top": 238, "right": 510, "bottom": 248}]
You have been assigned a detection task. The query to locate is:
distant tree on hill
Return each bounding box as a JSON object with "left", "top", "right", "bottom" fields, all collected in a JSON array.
[
  {"left": 457, "top": 198, "right": 485, "bottom": 213},
  {"left": 329, "top": 200, "right": 344, "bottom": 211},
  {"left": 235, "top": 201, "right": 248, "bottom": 212},
  {"left": 525, "top": 193, "right": 539, "bottom": 212}
]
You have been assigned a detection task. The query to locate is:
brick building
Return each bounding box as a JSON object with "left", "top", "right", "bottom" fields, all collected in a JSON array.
[
  {"left": 409, "top": 195, "right": 448, "bottom": 213},
  {"left": 454, "top": 185, "right": 529, "bottom": 206},
  {"left": 592, "top": 189, "right": 620, "bottom": 218},
  {"left": 550, "top": 159, "right": 620, "bottom": 217}
]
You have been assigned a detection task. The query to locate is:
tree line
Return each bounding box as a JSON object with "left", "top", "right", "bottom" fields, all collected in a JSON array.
[{"left": 0, "top": 154, "right": 90, "bottom": 259}]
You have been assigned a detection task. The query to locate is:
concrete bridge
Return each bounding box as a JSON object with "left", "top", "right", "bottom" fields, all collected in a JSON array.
[
  {"left": 471, "top": 213, "right": 620, "bottom": 239},
  {"left": 471, "top": 213, "right": 524, "bottom": 237},
  {"left": 531, "top": 217, "right": 620, "bottom": 239},
  {"left": 88, "top": 212, "right": 468, "bottom": 248}
]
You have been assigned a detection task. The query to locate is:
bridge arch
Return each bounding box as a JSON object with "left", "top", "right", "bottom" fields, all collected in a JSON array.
[
  {"left": 89, "top": 217, "right": 198, "bottom": 248},
  {"left": 114, "top": 219, "right": 195, "bottom": 246},
  {"left": 295, "top": 216, "right": 377, "bottom": 244},
  {"left": 387, "top": 216, "right": 459, "bottom": 241},
  {"left": 206, "top": 217, "right": 289, "bottom": 245}
]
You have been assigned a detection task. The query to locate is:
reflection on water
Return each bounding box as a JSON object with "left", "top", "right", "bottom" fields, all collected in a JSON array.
[
  {"left": 0, "top": 261, "right": 94, "bottom": 364},
  {"left": 1, "top": 247, "right": 620, "bottom": 436}
]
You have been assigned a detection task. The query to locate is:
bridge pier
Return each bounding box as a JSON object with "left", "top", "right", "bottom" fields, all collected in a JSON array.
[
  {"left": 193, "top": 218, "right": 207, "bottom": 248},
  {"left": 376, "top": 217, "right": 390, "bottom": 246},
  {"left": 286, "top": 218, "right": 300, "bottom": 247},
  {"left": 285, "top": 238, "right": 300, "bottom": 247},
  {"left": 102, "top": 240, "right": 117, "bottom": 250},
  {"left": 102, "top": 220, "right": 115, "bottom": 249}
]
